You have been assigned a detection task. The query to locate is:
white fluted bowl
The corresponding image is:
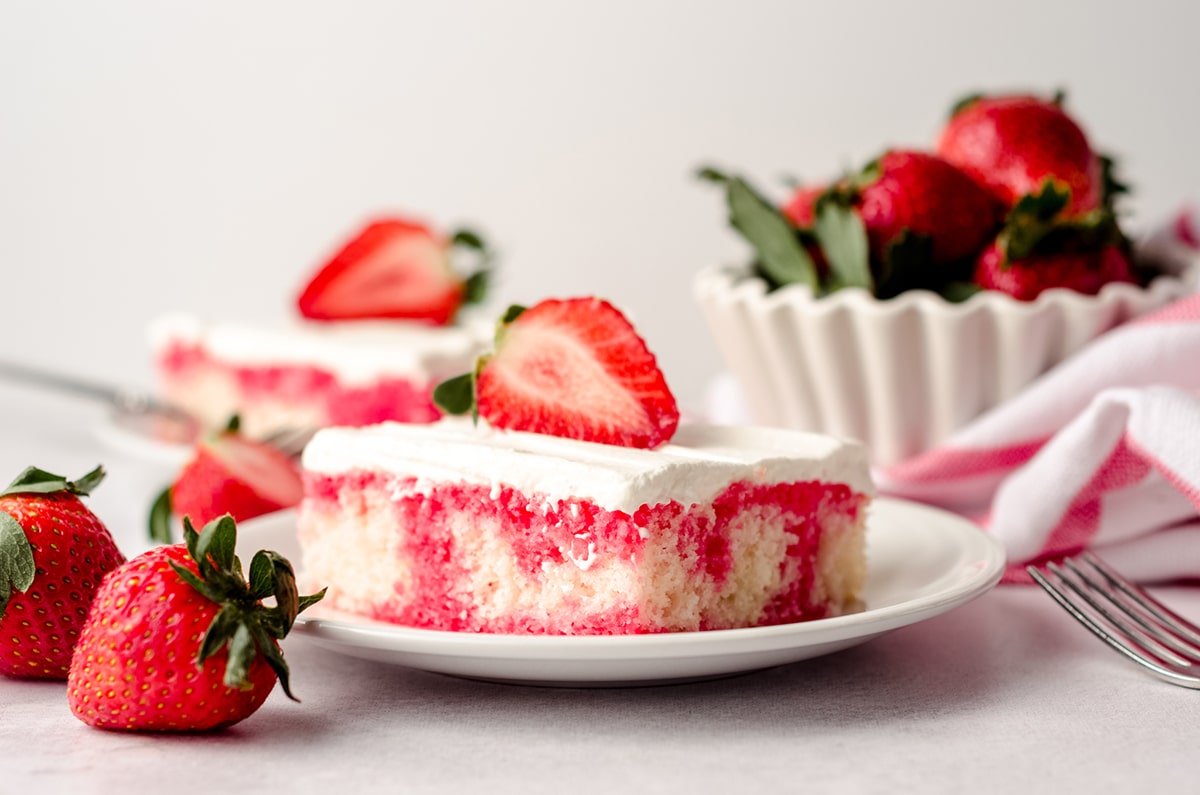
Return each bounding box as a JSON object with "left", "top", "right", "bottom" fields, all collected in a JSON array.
[{"left": 694, "top": 244, "right": 1197, "bottom": 467}]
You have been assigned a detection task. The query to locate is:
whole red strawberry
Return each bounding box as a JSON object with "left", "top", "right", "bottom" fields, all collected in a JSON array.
[
  {"left": 152, "top": 419, "right": 304, "bottom": 543},
  {"left": 297, "top": 217, "right": 491, "bottom": 325},
  {"left": 846, "top": 149, "right": 1001, "bottom": 266},
  {"left": 434, "top": 298, "right": 680, "bottom": 449},
  {"left": 973, "top": 183, "right": 1136, "bottom": 301},
  {"left": 68, "top": 514, "right": 325, "bottom": 732},
  {"left": 937, "top": 93, "right": 1102, "bottom": 217},
  {"left": 0, "top": 465, "right": 124, "bottom": 679}
]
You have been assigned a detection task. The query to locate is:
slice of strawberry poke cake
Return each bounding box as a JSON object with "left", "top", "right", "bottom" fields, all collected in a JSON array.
[
  {"left": 151, "top": 217, "right": 491, "bottom": 438},
  {"left": 296, "top": 297, "right": 873, "bottom": 635}
]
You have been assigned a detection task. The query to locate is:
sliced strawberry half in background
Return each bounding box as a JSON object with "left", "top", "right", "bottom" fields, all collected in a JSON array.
[
  {"left": 297, "top": 217, "right": 490, "bottom": 325},
  {"left": 152, "top": 422, "right": 304, "bottom": 541},
  {"left": 434, "top": 297, "right": 680, "bottom": 449}
]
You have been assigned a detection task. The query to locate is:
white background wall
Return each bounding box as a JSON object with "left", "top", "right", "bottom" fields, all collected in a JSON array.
[{"left": 2, "top": 0, "right": 1197, "bottom": 411}]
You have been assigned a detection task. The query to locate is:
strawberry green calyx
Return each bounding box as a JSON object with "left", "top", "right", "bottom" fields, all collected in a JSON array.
[
  {"left": 432, "top": 372, "right": 478, "bottom": 418},
  {"left": 0, "top": 464, "right": 105, "bottom": 498},
  {"left": 451, "top": 228, "right": 493, "bottom": 307},
  {"left": 171, "top": 514, "right": 325, "bottom": 700},
  {"left": 1098, "top": 153, "right": 1130, "bottom": 213},
  {"left": 1000, "top": 181, "right": 1072, "bottom": 260},
  {"left": 148, "top": 486, "right": 172, "bottom": 544},
  {"left": 0, "top": 465, "right": 106, "bottom": 619},
  {"left": 812, "top": 202, "right": 872, "bottom": 292},
  {"left": 0, "top": 515, "right": 34, "bottom": 619},
  {"left": 700, "top": 165, "right": 875, "bottom": 297},
  {"left": 998, "top": 180, "right": 1125, "bottom": 265},
  {"left": 698, "top": 166, "right": 820, "bottom": 291}
]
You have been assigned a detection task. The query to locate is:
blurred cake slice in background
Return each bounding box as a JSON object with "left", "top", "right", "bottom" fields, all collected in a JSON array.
[{"left": 150, "top": 215, "right": 493, "bottom": 438}]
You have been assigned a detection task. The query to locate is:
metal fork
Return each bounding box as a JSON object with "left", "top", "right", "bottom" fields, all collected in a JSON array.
[
  {"left": 0, "top": 358, "right": 318, "bottom": 457},
  {"left": 1027, "top": 552, "right": 1200, "bottom": 689}
]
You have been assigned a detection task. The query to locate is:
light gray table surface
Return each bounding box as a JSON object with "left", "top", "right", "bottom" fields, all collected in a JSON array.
[{"left": 2, "top": 381, "right": 1198, "bottom": 795}]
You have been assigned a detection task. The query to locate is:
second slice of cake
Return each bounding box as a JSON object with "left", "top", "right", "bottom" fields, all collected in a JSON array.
[{"left": 297, "top": 420, "right": 872, "bottom": 635}]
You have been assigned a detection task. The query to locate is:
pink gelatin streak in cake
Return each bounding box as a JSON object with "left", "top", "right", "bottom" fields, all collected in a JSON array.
[{"left": 298, "top": 468, "right": 868, "bottom": 635}]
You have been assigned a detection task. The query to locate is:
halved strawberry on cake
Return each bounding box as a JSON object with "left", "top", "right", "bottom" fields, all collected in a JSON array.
[
  {"left": 296, "top": 297, "right": 873, "bottom": 635},
  {"left": 151, "top": 217, "right": 492, "bottom": 439}
]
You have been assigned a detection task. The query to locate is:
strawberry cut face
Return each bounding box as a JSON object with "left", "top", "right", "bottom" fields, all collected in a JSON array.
[
  {"left": 170, "top": 433, "right": 303, "bottom": 529},
  {"left": 209, "top": 434, "right": 304, "bottom": 507},
  {"left": 463, "top": 298, "right": 680, "bottom": 449},
  {"left": 297, "top": 219, "right": 466, "bottom": 325}
]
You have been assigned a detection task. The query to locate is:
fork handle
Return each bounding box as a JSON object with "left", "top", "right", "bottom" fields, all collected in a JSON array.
[{"left": 0, "top": 359, "right": 184, "bottom": 418}]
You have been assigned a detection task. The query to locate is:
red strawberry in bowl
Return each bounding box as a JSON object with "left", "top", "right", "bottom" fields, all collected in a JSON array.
[
  {"left": 297, "top": 217, "right": 490, "bottom": 325},
  {"left": 151, "top": 418, "right": 303, "bottom": 543},
  {"left": 975, "top": 242, "right": 1135, "bottom": 301},
  {"left": 973, "top": 183, "right": 1137, "bottom": 301},
  {"left": 937, "top": 93, "right": 1103, "bottom": 217},
  {"left": 434, "top": 297, "right": 680, "bottom": 449},
  {"left": 0, "top": 465, "right": 125, "bottom": 679},
  {"left": 838, "top": 149, "right": 1002, "bottom": 267},
  {"left": 701, "top": 159, "right": 999, "bottom": 300},
  {"left": 67, "top": 514, "right": 325, "bottom": 731}
]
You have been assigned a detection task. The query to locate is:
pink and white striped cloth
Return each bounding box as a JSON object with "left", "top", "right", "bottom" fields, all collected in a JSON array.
[{"left": 878, "top": 236, "right": 1200, "bottom": 583}]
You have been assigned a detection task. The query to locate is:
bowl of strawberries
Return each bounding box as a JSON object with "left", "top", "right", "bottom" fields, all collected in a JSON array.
[{"left": 694, "top": 91, "right": 1198, "bottom": 467}]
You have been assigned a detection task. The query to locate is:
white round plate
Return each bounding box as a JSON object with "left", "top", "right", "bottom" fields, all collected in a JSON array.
[{"left": 240, "top": 497, "right": 1006, "bottom": 687}]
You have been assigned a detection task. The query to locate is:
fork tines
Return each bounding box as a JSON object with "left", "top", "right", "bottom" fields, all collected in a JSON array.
[{"left": 1027, "top": 552, "right": 1200, "bottom": 689}]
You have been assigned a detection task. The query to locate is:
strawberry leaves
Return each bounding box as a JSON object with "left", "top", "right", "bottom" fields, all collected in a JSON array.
[
  {"left": 148, "top": 487, "right": 173, "bottom": 544},
  {"left": 1001, "top": 181, "right": 1072, "bottom": 259},
  {"left": 451, "top": 227, "right": 493, "bottom": 307},
  {"left": 0, "top": 465, "right": 105, "bottom": 498},
  {"left": 813, "top": 203, "right": 872, "bottom": 291},
  {"left": 170, "top": 514, "right": 325, "bottom": 700},
  {"left": 0, "top": 512, "right": 35, "bottom": 619},
  {"left": 698, "top": 167, "right": 819, "bottom": 290},
  {"left": 702, "top": 154, "right": 1013, "bottom": 303},
  {"left": 432, "top": 372, "right": 477, "bottom": 418},
  {"left": 700, "top": 166, "right": 878, "bottom": 296},
  {"left": 997, "top": 180, "right": 1126, "bottom": 266}
]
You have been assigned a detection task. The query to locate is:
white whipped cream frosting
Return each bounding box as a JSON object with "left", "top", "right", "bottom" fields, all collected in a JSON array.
[
  {"left": 302, "top": 420, "right": 874, "bottom": 513},
  {"left": 149, "top": 313, "right": 489, "bottom": 384}
]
